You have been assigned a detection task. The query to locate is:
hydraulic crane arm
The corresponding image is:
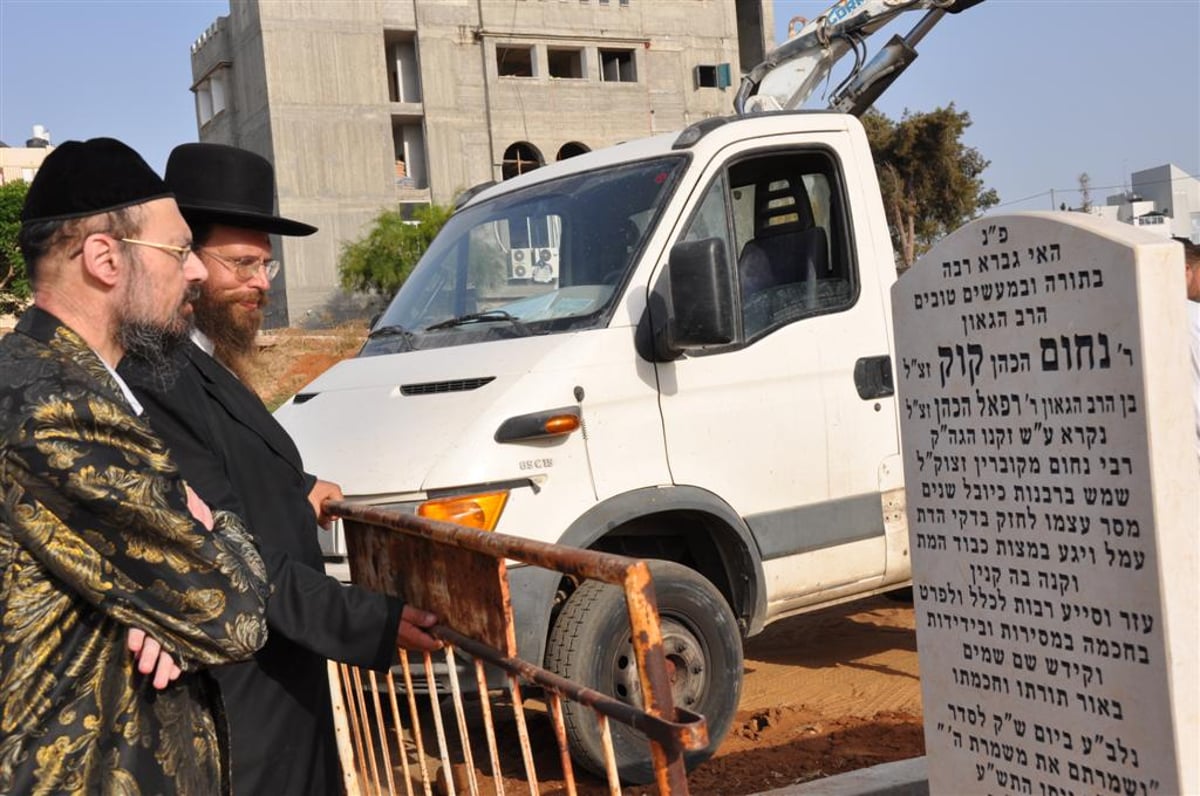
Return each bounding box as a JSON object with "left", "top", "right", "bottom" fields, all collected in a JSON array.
[{"left": 735, "top": 0, "right": 984, "bottom": 117}]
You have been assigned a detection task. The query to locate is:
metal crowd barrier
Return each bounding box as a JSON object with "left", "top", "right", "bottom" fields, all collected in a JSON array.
[{"left": 324, "top": 500, "right": 708, "bottom": 795}]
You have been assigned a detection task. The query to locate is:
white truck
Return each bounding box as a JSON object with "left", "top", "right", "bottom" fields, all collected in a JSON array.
[{"left": 275, "top": 0, "right": 983, "bottom": 782}]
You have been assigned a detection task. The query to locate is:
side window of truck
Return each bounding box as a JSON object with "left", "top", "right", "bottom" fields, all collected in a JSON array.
[
  {"left": 727, "top": 151, "right": 856, "bottom": 338},
  {"left": 681, "top": 174, "right": 730, "bottom": 246}
]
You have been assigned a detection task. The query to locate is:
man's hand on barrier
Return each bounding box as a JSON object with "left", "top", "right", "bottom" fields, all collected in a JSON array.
[
  {"left": 128, "top": 628, "right": 182, "bottom": 689},
  {"left": 398, "top": 605, "right": 443, "bottom": 652},
  {"left": 308, "top": 479, "right": 344, "bottom": 529}
]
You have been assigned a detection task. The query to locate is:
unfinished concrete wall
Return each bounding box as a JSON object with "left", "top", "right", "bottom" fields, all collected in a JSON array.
[{"left": 190, "top": 0, "right": 772, "bottom": 327}]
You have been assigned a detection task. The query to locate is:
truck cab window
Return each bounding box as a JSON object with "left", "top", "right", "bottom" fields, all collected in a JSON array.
[
  {"left": 681, "top": 175, "right": 730, "bottom": 246},
  {"left": 362, "top": 155, "right": 685, "bottom": 356},
  {"left": 729, "top": 151, "right": 855, "bottom": 338}
]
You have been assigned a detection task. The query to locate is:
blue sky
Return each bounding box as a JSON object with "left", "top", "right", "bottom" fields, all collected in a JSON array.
[{"left": 1, "top": 0, "right": 1197, "bottom": 213}]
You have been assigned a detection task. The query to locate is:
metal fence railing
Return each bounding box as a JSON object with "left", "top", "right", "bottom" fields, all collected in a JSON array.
[{"left": 325, "top": 500, "right": 708, "bottom": 796}]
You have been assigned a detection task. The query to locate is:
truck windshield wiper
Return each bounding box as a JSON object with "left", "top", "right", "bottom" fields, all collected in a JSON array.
[
  {"left": 425, "top": 310, "right": 532, "bottom": 336},
  {"left": 366, "top": 323, "right": 416, "bottom": 350}
]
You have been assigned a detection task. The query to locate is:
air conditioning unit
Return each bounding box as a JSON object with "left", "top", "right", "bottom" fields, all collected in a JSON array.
[
  {"left": 509, "top": 247, "right": 532, "bottom": 280},
  {"left": 530, "top": 247, "right": 559, "bottom": 283}
]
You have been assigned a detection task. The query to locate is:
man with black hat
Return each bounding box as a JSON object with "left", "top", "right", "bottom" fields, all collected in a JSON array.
[
  {"left": 0, "top": 137, "right": 271, "bottom": 793},
  {"left": 121, "top": 142, "right": 441, "bottom": 793}
]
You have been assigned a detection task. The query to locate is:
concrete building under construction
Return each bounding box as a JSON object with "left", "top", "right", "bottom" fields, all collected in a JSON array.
[{"left": 189, "top": 0, "right": 774, "bottom": 326}]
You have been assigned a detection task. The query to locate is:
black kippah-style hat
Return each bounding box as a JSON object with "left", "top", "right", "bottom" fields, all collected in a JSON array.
[
  {"left": 20, "top": 137, "right": 173, "bottom": 223},
  {"left": 165, "top": 143, "right": 317, "bottom": 237}
]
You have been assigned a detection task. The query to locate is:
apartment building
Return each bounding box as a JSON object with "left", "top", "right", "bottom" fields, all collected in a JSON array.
[
  {"left": 0, "top": 125, "right": 53, "bottom": 186},
  {"left": 189, "top": 0, "right": 774, "bottom": 327},
  {"left": 1088, "top": 164, "right": 1200, "bottom": 242}
]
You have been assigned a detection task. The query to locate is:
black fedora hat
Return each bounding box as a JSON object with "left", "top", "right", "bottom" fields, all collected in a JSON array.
[{"left": 165, "top": 143, "right": 317, "bottom": 236}]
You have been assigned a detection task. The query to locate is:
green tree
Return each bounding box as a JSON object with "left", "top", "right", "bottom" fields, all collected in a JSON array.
[
  {"left": 0, "top": 180, "right": 31, "bottom": 313},
  {"left": 338, "top": 203, "right": 453, "bottom": 296},
  {"left": 861, "top": 104, "right": 998, "bottom": 271}
]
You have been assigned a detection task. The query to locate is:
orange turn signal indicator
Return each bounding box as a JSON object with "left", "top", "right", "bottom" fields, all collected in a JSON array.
[
  {"left": 418, "top": 490, "right": 509, "bottom": 531},
  {"left": 543, "top": 414, "right": 580, "bottom": 435},
  {"left": 494, "top": 406, "right": 582, "bottom": 443}
]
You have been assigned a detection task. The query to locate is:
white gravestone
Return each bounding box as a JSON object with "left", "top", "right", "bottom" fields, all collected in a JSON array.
[{"left": 893, "top": 213, "right": 1198, "bottom": 795}]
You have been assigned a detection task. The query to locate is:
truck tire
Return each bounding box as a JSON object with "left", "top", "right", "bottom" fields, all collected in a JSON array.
[{"left": 545, "top": 560, "right": 743, "bottom": 784}]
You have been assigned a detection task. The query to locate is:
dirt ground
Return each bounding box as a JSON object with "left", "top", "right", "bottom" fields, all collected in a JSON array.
[
  {"left": 259, "top": 331, "right": 926, "bottom": 794},
  {"left": 253, "top": 324, "right": 370, "bottom": 410},
  {"left": 413, "top": 596, "right": 923, "bottom": 796},
  {"left": 687, "top": 595, "right": 923, "bottom": 794}
]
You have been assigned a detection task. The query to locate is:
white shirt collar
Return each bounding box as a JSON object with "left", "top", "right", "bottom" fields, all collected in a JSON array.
[
  {"left": 99, "top": 356, "right": 144, "bottom": 416},
  {"left": 191, "top": 328, "right": 216, "bottom": 356},
  {"left": 190, "top": 327, "right": 243, "bottom": 381}
]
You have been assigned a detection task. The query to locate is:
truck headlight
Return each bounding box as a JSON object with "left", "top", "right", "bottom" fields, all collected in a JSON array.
[{"left": 417, "top": 490, "right": 509, "bottom": 531}]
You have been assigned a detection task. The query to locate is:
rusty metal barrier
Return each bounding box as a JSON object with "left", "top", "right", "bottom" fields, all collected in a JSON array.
[{"left": 325, "top": 500, "right": 707, "bottom": 796}]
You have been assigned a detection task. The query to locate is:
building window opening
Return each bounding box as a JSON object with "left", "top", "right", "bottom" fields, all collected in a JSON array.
[
  {"left": 502, "top": 142, "right": 544, "bottom": 180},
  {"left": 385, "top": 32, "right": 421, "bottom": 103},
  {"left": 695, "top": 63, "right": 732, "bottom": 89},
  {"left": 497, "top": 46, "right": 535, "bottom": 77},
  {"left": 547, "top": 48, "right": 584, "bottom": 79},
  {"left": 194, "top": 69, "right": 228, "bottom": 127},
  {"left": 557, "top": 142, "right": 590, "bottom": 161},
  {"left": 600, "top": 48, "right": 636, "bottom": 82},
  {"left": 393, "top": 120, "right": 428, "bottom": 190}
]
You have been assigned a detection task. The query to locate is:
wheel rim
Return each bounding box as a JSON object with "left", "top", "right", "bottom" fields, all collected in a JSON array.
[{"left": 609, "top": 617, "right": 707, "bottom": 710}]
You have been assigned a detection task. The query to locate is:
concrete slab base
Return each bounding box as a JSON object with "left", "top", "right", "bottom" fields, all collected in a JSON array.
[{"left": 752, "top": 756, "right": 928, "bottom": 796}]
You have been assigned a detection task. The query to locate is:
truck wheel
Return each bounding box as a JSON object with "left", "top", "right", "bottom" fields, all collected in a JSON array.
[{"left": 545, "top": 560, "right": 743, "bottom": 784}]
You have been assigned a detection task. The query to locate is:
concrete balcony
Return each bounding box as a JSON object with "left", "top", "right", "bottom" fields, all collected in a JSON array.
[{"left": 389, "top": 101, "right": 424, "bottom": 120}]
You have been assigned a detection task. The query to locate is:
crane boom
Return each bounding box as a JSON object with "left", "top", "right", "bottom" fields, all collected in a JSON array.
[{"left": 735, "top": 0, "right": 984, "bottom": 117}]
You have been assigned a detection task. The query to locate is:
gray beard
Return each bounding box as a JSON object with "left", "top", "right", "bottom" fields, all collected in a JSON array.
[
  {"left": 118, "top": 319, "right": 191, "bottom": 389},
  {"left": 117, "top": 253, "right": 197, "bottom": 389}
]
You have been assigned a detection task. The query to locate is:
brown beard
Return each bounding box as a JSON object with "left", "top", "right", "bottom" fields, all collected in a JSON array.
[{"left": 192, "top": 287, "right": 267, "bottom": 386}]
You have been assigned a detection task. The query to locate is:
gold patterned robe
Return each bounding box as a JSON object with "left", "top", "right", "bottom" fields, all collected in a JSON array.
[{"left": 0, "top": 308, "right": 270, "bottom": 795}]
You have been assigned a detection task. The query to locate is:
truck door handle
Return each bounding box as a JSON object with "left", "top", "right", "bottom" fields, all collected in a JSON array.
[{"left": 854, "top": 355, "right": 894, "bottom": 400}]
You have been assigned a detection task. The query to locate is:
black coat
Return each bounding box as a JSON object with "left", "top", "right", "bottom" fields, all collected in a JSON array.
[{"left": 122, "top": 341, "right": 403, "bottom": 795}]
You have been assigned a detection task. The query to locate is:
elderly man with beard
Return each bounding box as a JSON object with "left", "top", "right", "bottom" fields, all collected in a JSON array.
[
  {"left": 0, "top": 138, "right": 271, "bottom": 794},
  {"left": 120, "top": 142, "right": 441, "bottom": 794}
]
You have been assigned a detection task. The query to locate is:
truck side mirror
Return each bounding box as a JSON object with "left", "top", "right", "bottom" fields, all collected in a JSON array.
[{"left": 660, "top": 238, "right": 736, "bottom": 356}]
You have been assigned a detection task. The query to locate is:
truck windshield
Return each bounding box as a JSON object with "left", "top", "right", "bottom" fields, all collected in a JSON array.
[{"left": 361, "top": 155, "right": 686, "bottom": 356}]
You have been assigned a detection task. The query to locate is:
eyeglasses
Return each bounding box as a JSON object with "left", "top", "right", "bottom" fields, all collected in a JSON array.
[
  {"left": 120, "top": 237, "right": 194, "bottom": 266},
  {"left": 199, "top": 249, "right": 281, "bottom": 282}
]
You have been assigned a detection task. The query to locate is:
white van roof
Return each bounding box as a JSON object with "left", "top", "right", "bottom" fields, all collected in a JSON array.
[{"left": 458, "top": 111, "right": 856, "bottom": 211}]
